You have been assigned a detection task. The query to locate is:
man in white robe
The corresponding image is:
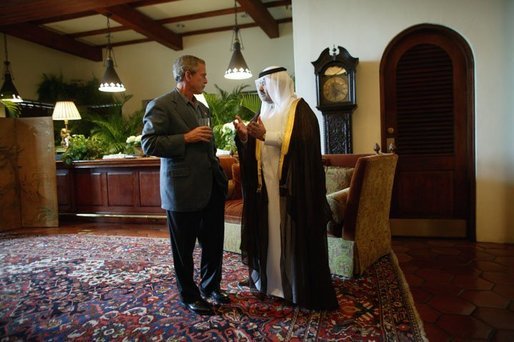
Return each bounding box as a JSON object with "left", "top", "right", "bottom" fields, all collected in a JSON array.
[{"left": 234, "top": 67, "right": 338, "bottom": 310}]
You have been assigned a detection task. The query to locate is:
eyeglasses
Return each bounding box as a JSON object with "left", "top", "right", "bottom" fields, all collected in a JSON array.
[{"left": 255, "top": 77, "right": 272, "bottom": 103}]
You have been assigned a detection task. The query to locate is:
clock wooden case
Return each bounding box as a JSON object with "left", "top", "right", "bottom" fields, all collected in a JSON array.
[{"left": 312, "top": 46, "right": 359, "bottom": 153}]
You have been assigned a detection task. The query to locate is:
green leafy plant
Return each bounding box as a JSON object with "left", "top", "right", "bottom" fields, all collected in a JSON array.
[
  {"left": 204, "top": 84, "right": 260, "bottom": 152},
  {"left": 61, "top": 134, "right": 105, "bottom": 165},
  {"left": 88, "top": 108, "right": 144, "bottom": 154},
  {"left": 0, "top": 100, "right": 21, "bottom": 118}
]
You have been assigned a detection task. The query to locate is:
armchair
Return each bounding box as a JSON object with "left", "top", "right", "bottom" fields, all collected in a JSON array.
[
  {"left": 219, "top": 153, "right": 398, "bottom": 278},
  {"left": 328, "top": 154, "right": 398, "bottom": 276}
]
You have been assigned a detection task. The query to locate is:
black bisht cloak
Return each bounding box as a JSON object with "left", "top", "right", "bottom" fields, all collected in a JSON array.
[{"left": 236, "top": 98, "right": 338, "bottom": 310}]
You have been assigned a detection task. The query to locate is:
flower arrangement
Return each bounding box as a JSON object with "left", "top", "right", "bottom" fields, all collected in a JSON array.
[
  {"left": 125, "top": 134, "right": 143, "bottom": 155},
  {"left": 124, "top": 134, "right": 143, "bottom": 156},
  {"left": 126, "top": 134, "right": 142, "bottom": 147}
]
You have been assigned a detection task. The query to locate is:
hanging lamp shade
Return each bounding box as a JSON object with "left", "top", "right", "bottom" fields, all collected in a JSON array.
[
  {"left": 224, "top": 2, "right": 252, "bottom": 80},
  {"left": 0, "top": 67, "right": 23, "bottom": 102},
  {"left": 99, "top": 56, "right": 126, "bottom": 92},
  {"left": 99, "top": 15, "right": 125, "bottom": 93},
  {"left": 1, "top": 34, "right": 22, "bottom": 102},
  {"left": 224, "top": 35, "right": 252, "bottom": 80}
]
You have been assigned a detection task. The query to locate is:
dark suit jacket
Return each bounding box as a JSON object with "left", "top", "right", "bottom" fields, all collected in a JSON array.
[{"left": 141, "top": 88, "right": 227, "bottom": 212}]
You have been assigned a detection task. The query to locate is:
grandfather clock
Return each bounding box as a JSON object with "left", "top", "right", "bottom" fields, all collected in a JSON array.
[{"left": 312, "top": 46, "right": 358, "bottom": 153}]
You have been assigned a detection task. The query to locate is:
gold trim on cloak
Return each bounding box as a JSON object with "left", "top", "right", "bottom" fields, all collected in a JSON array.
[{"left": 255, "top": 99, "right": 300, "bottom": 192}]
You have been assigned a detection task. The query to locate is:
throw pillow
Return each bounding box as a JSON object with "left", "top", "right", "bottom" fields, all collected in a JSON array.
[
  {"left": 326, "top": 187, "right": 350, "bottom": 225},
  {"left": 325, "top": 166, "right": 354, "bottom": 194}
]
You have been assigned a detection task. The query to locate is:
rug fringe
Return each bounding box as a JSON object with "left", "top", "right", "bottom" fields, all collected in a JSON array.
[{"left": 390, "top": 251, "right": 429, "bottom": 342}]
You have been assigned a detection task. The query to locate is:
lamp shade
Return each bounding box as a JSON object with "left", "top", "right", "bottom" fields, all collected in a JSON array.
[
  {"left": 52, "top": 101, "right": 82, "bottom": 121},
  {"left": 99, "top": 57, "right": 126, "bottom": 92},
  {"left": 224, "top": 40, "right": 252, "bottom": 80},
  {"left": 224, "top": 2, "right": 252, "bottom": 80},
  {"left": 0, "top": 72, "right": 22, "bottom": 102}
]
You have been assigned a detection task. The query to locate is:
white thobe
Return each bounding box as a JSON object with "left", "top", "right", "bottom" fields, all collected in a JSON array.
[{"left": 257, "top": 108, "right": 289, "bottom": 298}]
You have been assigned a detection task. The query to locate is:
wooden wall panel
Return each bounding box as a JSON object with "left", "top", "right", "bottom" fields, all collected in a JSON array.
[
  {"left": 75, "top": 172, "right": 105, "bottom": 206},
  {"left": 107, "top": 171, "right": 136, "bottom": 206},
  {"left": 139, "top": 171, "right": 161, "bottom": 207},
  {"left": 56, "top": 168, "right": 74, "bottom": 212}
]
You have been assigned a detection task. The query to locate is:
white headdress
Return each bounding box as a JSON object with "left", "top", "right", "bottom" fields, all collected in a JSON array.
[{"left": 255, "top": 66, "right": 297, "bottom": 124}]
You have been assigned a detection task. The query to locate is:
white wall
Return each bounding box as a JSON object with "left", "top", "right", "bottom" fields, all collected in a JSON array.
[{"left": 293, "top": 0, "right": 514, "bottom": 243}]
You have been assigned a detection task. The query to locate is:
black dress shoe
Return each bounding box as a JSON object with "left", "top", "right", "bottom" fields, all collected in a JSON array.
[
  {"left": 202, "top": 290, "right": 231, "bottom": 304},
  {"left": 238, "top": 278, "right": 250, "bottom": 287},
  {"left": 182, "top": 299, "right": 214, "bottom": 315},
  {"left": 250, "top": 289, "right": 266, "bottom": 301}
]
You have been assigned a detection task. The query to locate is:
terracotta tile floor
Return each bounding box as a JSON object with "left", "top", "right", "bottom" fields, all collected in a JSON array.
[
  {"left": 393, "top": 238, "right": 514, "bottom": 341},
  {"left": 6, "top": 222, "right": 514, "bottom": 341}
]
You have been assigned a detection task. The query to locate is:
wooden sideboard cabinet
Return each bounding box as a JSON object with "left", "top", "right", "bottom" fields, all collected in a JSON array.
[{"left": 56, "top": 157, "right": 165, "bottom": 219}]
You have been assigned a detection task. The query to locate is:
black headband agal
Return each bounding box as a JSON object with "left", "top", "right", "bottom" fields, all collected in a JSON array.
[{"left": 258, "top": 67, "right": 287, "bottom": 78}]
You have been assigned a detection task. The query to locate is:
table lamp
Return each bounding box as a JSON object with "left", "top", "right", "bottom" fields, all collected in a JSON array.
[{"left": 52, "top": 101, "right": 81, "bottom": 148}]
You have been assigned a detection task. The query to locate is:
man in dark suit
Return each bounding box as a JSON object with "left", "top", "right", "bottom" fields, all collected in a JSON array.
[{"left": 141, "top": 55, "right": 229, "bottom": 315}]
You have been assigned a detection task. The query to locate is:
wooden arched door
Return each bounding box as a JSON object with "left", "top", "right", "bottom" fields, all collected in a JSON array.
[{"left": 380, "top": 24, "right": 475, "bottom": 239}]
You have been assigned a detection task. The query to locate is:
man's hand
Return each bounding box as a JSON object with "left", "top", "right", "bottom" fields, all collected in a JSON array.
[
  {"left": 233, "top": 115, "right": 248, "bottom": 142},
  {"left": 248, "top": 117, "right": 266, "bottom": 141},
  {"left": 184, "top": 126, "right": 212, "bottom": 143}
]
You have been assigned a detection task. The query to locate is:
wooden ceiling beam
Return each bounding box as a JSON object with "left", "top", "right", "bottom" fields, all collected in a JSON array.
[
  {"left": 31, "top": 0, "right": 180, "bottom": 25},
  {"left": 97, "top": 4, "right": 182, "bottom": 50},
  {"left": 237, "top": 0, "right": 279, "bottom": 38},
  {"left": 0, "top": 0, "right": 141, "bottom": 26},
  {"left": 1, "top": 23, "right": 102, "bottom": 61}
]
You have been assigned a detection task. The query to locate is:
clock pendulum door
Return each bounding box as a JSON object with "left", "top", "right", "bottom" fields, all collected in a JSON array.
[{"left": 323, "top": 109, "right": 353, "bottom": 153}]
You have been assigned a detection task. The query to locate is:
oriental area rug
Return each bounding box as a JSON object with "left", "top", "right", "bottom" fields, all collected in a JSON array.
[{"left": 0, "top": 234, "right": 427, "bottom": 341}]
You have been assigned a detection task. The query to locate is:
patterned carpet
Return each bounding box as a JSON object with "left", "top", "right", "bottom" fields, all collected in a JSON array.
[{"left": 0, "top": 234, "right": 426, "bottom": 341}]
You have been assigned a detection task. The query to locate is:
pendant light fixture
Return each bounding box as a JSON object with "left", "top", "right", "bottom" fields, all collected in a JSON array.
[
  {"left": 224, "top": 1, "right": 252, "bottom": 80},
  {"left": 0, "top": 33, "right": 23, "bottom": 102},
  {"left": 99, "top": 15, "right": 126, "bottom": 92}
]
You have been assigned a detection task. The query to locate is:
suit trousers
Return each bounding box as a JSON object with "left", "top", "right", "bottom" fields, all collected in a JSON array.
[{"left": 166, "top": 180, "right": 225, "bottom": 303}]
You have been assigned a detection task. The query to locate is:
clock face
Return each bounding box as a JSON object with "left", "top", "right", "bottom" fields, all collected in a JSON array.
[
  {"left": 314, "top": 55, "right": 357, "bottom": 110},
  {"left": 322, "top": 75, "right": 349, "bottom": 103}
]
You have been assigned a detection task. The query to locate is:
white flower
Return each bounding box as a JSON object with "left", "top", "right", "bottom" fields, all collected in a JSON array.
[
  {"left": 126, "top": 135, "right": 142, "bottom": 149},
  {"left": 222, "top": 122, "right": 235, "bottom": 133}
]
